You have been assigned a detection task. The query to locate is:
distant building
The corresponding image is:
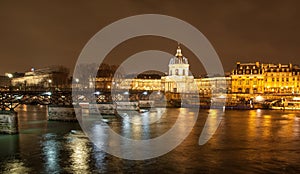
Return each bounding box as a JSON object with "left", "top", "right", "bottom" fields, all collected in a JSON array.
[
  {"left": 161, "top": 45, "right": 195, "bottom": 93},
  {"left": 262, "top": 63, "right": 300, "bottom": 94},
  {"left": 195, "top": 76, "right": 231, "bottom": 95},
  {"left": 231, "top": 62, "right": 264, "bottom": 94},
  {"left": 231, "top": 62, "right": 300, "bottom": 94},
  {"left": 91, "top": 47, "right": 300, "bottom": 96},
  {"left": 11, "top": 66, "right": 69, "bottom": 90},
  {"left": 93, "top": 45, "right": 229, "bottom": 95}
]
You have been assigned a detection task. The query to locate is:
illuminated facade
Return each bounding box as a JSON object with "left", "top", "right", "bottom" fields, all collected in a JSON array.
[
  {"left": 91, "top": 48, "right": 300, "bottom": 96},
  {"left": 195, "top": 77, "right": 231, "bottom": 95},
  {"left": 231, "top": 62, "right": 264, "bottom": 94},
  {"left": 263, "top": 63, "right": 300, "bottom": 94},
  {"left": 161, "top": 45, "right": 195, "bottom": 93},
  {"left": 92, "top": 46, "right": 231, "bottom": 95},
  {"left": 11, "top": 66, "right": 69, "bottom": 89},
  {"left": 231, "top": 62, "right": 300, "bottom": 94}
]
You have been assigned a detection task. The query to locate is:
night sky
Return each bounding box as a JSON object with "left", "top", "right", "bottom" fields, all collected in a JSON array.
[{"left": 0, "top": 0, "right": 299, "bottom": 76}]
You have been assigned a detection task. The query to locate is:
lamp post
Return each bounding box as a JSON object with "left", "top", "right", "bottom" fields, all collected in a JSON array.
[
  {"left": 48, "top": 79, "right": 52, "bottom": 91},
  {"left": 6, "top": 73, "right": 13, "bottom": 92},
  {"left": 75, "top": 78, "right": 79, "bottom": 90}
]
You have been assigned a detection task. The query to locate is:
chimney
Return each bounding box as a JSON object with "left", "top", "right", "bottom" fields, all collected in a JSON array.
[
  {"left": 255, "top": 61, "right": 260, "bottom": 68},
  {"left": 237, "top": 61, "right": 240, "bottom": 69}
]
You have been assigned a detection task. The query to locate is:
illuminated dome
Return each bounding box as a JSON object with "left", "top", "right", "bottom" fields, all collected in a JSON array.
[{"left": 169, "top": 45, "right": 189, "bottom": 65}]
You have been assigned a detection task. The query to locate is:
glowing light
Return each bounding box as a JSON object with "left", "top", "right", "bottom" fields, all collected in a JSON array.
[
  {"left": 6, "top": 73, "right": 13, "bottom": 78},
  {"left": 94, "top": 91, "right": 101, "bottom": 95},
  {"left": 43, "top": 92, "right": 52, "bottom": 96},
  {"left": 292, "top": 97, "right": 300, "bottom": 100},
  {"left": 255, "top": 95, "right": 264, "bottom": 102},
  {"left": 218, "top": 95, "right": 226, "bottom": 99}
]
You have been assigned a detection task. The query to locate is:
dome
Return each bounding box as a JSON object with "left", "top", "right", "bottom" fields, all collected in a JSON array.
[{"left": 169, "top": 45, "right": 189, "bottom": 65}]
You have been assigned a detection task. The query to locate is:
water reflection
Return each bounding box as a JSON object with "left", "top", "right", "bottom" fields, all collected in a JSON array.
[
  {"left": 199, "top": 109, "right": 223, "bottom": 145},
  {"left": 42, "top": 133, "right": 61, "bottom": 173},
  {"left": 1, "top": 105, "right": 300, "bottom": 173},
  {"left": 64, "top": 131, "right": 91, "bottom": 174},
  {"left": 1, "top": 159, "right": 31, "bottom": 174}
]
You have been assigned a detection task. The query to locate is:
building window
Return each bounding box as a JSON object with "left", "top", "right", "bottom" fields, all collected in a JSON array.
[
  {"left": 245, "top": 88, "right": 250, "bottom": 93},
  {"left": 175, "top": 69, "right": 179, "bottom": 75},
  {"left": 253, "top": 88, "right": 257, "bottom": 93},
  {"left": 183, "top": 69, "right": 185, "bottom": 76}
]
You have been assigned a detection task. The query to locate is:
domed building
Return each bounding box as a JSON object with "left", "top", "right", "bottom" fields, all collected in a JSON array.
[{"left": 161, "top": 45, "right": 195, "bottom": 93}]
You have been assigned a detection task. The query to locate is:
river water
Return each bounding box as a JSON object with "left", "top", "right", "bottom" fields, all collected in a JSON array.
[{"left": 0, "top": 105, "right": 300, "bottom": 173}]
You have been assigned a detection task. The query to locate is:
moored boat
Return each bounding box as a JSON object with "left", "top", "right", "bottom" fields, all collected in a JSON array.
[{"left": 270, "top": 98, "right": 300, "bottom": 110}]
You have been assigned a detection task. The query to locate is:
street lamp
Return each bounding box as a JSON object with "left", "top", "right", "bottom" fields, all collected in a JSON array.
[
  {"left": 6, "top": 73, "right": 13, "bottom": 91},
  {"left": 75, "top": 78, "right": 80, "bottom": 89},
  {"left": 48, "top": 79, "right": 52, "bottom": 90}
]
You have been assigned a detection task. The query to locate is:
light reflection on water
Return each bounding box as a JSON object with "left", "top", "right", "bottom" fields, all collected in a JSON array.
[
  {"left": 42, "top": 133, "right": 61, "bottom": 173},
  {"left": 64, "top": 132, "right": 91, "bottom": 174},
  {"left": 1, "top": 159, "right": 31, "bottom": 174},
  {"left": 0, "top": 105, "right": 300, "bottom": 173}
]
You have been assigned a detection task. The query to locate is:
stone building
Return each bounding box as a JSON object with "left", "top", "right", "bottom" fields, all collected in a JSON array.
[
  {"left": 231, "top": 62, "right": 264, "bottom": 94},
  {"left": 231, "top": 62, "right": 300, "bottom": 94},
  {"left": 161, "top": 45, "right": 195, "bottom": 93},
  {"left": 263, "top": 63, "right": 300, "bottom": 94},
  {"left": 11, "top": 66, "right": 69, "bottom": 90},
  {"left": 93, "top": 45, "right": 231, "bottom": 95},
  {"left": 195, "top": 76, "right": 231, "bottom": 95}
]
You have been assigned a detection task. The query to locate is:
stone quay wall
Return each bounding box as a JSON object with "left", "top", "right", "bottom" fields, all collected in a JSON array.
[
  {"left": 47, "top": 105, "right": 81, "bottom": 121},
  {"left": 0, "top": 111, "right": 18, "bottom": 134}
]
